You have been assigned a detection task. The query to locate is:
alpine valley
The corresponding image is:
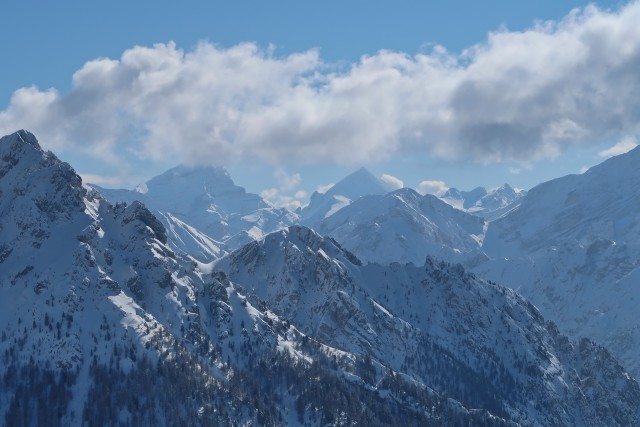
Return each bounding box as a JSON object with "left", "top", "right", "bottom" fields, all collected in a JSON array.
[{"left": 1, "top": 129, "right": 639, "bottom": 426}]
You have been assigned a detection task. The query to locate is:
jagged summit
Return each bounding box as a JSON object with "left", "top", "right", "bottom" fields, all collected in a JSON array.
[
  {"left": 441, "top": 183, "right": 525, "bottom": 220},
  {"left": 223, "top": 224, "right": 363, "bottom": 272},
  {"left": 443, "top": 186, "right": 487, "bottom": 209},
  {"left": 0, "top": 130, "right": 86, "bottom": 223},
  {"left": 2, "top": 129, "right": 41, "bottom": 149}
]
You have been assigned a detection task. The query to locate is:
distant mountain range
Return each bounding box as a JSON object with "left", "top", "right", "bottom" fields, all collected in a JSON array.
[
  {"left": 2, "top": 129, "right": 640, "bottom": 426},
  {"left": 442, "top": 184, "right": 526, "bottom": 220},
  {"left": 93, "top": 165, "right": 297, "bottom": 262},
  {"left": 92, "top": 135, "right": 640, "bottom": 380}
]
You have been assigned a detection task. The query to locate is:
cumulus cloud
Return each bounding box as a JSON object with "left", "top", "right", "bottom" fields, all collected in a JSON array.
[
  {"left": 2, "top": 3, "right": 640, "bottom": 168},
  {"left": 274, "top": 169, "right": 302, "bottom": 191},
  {"left": 260, "top": 169, "right": 306, "bottom": 209},
  {"left": 508, "top": 166, "right": 521, "bottom": 174},
  {"left": 418, "top": 180, "right": 449, "bottom": 196},
  {"left": 380, "top": 173, "right": 404, "bottom": 190},
  {"left": 598, "top": 136, "right": 638, "bottom": 158},
  {"left": 260, "top": 187, "right": 305, "bottom": 210},
  {"left": 260, "top": 188, "right": 280, "bottom": 202}
]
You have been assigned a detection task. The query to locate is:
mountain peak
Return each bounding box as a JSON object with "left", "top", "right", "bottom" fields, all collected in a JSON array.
[
  {"left": 1, "top": 129, "right": 41, "bottom": 150},
  {"left": 266, "top": 225, "right": 345, "bottom": 255},
  {"left": 442, "top": 186, "right": 488, "bottom": 209},
  {"left": 124, "top": 163, "right": 271, "bottom": 216},
  {"left": 0, "top": 130, "right": 85, "bottom": 220},
  {"left": 119, "top": 200, "right": 168, "bottom": 244},
  {"left": 221, "top": 224, "right": 363, "bottom": 275},
  {"left": 330, "top": 167, "right": 387, "bottom": 198},
  {"left": 301, "top": 167, "right": 389, "bottom": 225},
  {"left": 146, "top": 164, "right": 234, "bottom": 195}
]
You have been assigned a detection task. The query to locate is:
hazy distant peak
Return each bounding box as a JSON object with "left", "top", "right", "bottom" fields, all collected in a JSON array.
[
  {"left": 327, "top": 167, "right": 388, "bottom": 199},
  {"left": 442, "top": 186, "right": 487, "bottom": 209},
  {"left": 145, "top": 164, "right": 234, "bottom": 193}
]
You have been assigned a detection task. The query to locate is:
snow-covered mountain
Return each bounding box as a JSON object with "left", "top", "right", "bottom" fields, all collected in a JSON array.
[
  {"left": 93, "top": 165, "right": 297, "bottom": 262},
  {"left": 0, "top": 130, "right": 227, "bottom": 424},
  {"left": 215, "top": 226, "right": 640, "bottom": 426},
  {"left": 4, "top": 129, "right": 639, "bottom": 426},
  {"left": 300, "top": 167, "right": 390, "bottom": 227},
  {"left": 306, "top": 152, "right": 640, "bottom": 381},
  {"left": 442, "top": 184, "right": 526, "bottom": 220},
  {"left": 315, "top": 188, "right": 486, "bottom": 265},
  {"left": 442, "top": 186, "right": 488, "bottom": 209},
  {"left": 2, "top": 130, "right": 528, "bottom": 426},
  {"left": 475, "top": 146, "right": 640, "bottom": 378}
]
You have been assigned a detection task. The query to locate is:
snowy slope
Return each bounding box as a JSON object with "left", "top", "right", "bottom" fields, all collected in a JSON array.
[
  {"left": 0, "top": 130, "right": 527, "bottom": 426},
  {"left": 0, "top": 130, "right": 227, "bottom": 424},
  {"left": 300, "top": 167, "right": 390, "bottom": 227},
  {"left": 4, "top": 129, "right": 640, "bottom": 426},
  {"left": 475, "top": 147, "right": 640, "bottom": 377},
  {"left": 93, "top": 165, "right": 297, "bottom": 262},
  {"left": 315, "top": 188, "right": 486, "bottom": 265},
  {"left": 484, "top": 150, "right": 640, "bottom": 257},
  {"left": 215, "top": 225, "right": 640, "bottom": 426}
]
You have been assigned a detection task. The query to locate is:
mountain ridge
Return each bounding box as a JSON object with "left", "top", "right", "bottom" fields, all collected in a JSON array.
[
  {"left": 4, "top": 129, "right": 640, "bottom": 425},
  {"left": 214, "top": 224, "right": 640, "bottom": 426}
]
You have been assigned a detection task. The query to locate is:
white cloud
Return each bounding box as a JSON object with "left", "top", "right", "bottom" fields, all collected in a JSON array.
[
  {"left": 598, "top": 136, "right": 638, "bottom": 158},
  {"left": 579, "top": 165, "right": 589, "bottom": 174},
  {"left": 274, "top": 169, "right": 302, "bottom": 191},
  {"left": 260, "top": 185, "right": 307, "bottom": 210},
  {"left": 3, "top": 3, "right": 640, "bottom": 169},
  {"left": 380, "top": 173, "right": 404, "bottom": 190},
  {"left": 418, "top": 180, "right": 449, "bottom": 196},
  {"left": 260, "top": 188, "right": 280, "bottom": 202},
  {"left": 275, "top": 195, "right": 303, "bottom": 211},
  {"left": 316, "top": 183, "right": 334, "bottom": 194},
  {"left": 79, "top": 173, "right": 132, "bottom": 187}
]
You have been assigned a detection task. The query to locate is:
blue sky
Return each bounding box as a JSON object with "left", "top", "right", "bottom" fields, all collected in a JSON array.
[{"left": 0, "top": 0, "right": 637, "bottom": 207}]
